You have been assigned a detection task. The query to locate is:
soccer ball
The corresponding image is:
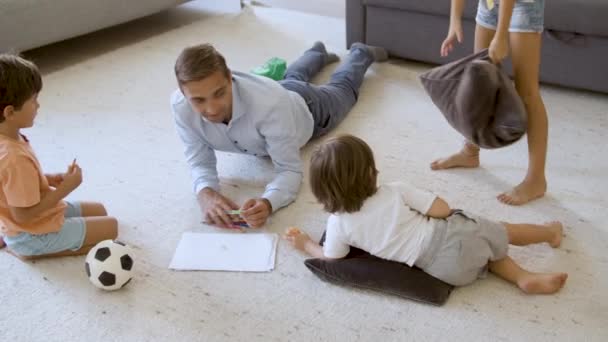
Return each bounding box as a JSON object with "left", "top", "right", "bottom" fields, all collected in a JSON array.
[{"left": 85, "top": 240, "right": 134, "bottom": 291}]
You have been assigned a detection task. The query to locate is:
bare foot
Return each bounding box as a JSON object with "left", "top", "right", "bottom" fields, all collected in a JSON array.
[
  {"left": 497, "top": 179, "right": 546, "bottom": 205},
  {"left": 518, "top": 272, "right": 568, "bottom": 294},
  {"left": 544, "top": 221, "right": 563, "bottom": 248},
  {"left": 430, "top": 150, "right": 480, "bottom": 170}
]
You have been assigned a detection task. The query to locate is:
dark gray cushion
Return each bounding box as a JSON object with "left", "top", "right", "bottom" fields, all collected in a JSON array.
[
  {"left": 419, "top": 49, "right": 527, "bottom": 149},
  {"left": 544, "top": 0, "right": 608, "bottom": 37},
  {"left": 304, "top": 232, "right": 453, "bottom": 306},
  {"left": 364, "top": 0, "right": 478, "bottom": 20}
]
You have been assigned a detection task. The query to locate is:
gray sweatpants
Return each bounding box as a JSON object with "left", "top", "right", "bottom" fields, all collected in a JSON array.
[
  {"left": 415, "top": 210, "right": 509, "bottom": 286},
  {"left": 279, "top": 44, "right": 374, "bottom": 138}
]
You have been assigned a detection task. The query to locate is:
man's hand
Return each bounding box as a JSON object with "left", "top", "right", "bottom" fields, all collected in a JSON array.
[
  {"left": 197, "top": 188, "right": 239, "bottom": 228},
  {"left": 489, "top": 34, "right": 509, "bottom": 64},
  {"left": 45, "top": 173, "right": 64, "bottom": 187},
  {"left": 240, "top": 198, "right": 272, "bottom": 228}
]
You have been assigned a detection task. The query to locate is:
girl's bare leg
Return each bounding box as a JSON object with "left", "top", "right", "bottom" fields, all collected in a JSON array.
[{"left": 497, "top": 32, "right": 547, "bottom": 205}]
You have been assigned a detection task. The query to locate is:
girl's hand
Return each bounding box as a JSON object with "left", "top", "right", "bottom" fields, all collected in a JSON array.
[
  {"left": 441, "top": 22, "right": 464, "bottom": 57},
  {"left": 489, "top": 35, "right": 509, "bottom": 64}
]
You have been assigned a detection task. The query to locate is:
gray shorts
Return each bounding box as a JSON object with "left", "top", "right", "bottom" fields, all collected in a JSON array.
[{"left": 415, "top": 210, "right": 508, "bottom": 286}]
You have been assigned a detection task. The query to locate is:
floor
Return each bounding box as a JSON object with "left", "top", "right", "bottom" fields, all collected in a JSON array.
[{"left": 1, "top": 1, "right": 607, "bottom": 341}]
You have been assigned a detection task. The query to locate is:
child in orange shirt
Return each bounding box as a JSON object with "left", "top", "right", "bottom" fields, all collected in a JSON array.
[{"left": 0, "top": 54, "right": 118, "bottom": 259}]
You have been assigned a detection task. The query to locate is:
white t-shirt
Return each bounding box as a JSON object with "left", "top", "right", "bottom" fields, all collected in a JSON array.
[{"left": 323, "top": 182, "right": 438, "bottom": 266}]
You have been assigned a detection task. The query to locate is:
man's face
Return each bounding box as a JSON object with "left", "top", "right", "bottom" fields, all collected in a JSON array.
[{"left": 181, "top": 70, "right": 233, "bottom": 123}]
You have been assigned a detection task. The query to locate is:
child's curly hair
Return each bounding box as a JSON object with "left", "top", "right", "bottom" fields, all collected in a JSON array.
[
  {"left": 309, "top": 134, "right": 379, "bottom": 214},
  {"left": 0, "top": 54, "right": 42, "bottom": 122}
]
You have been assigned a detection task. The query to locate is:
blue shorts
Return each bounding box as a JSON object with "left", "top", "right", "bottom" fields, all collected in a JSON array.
[
  {"left": 4, "top": 201, "right": 86, "bottom": 256},
  {"left": 476, "top": 0, "right": 545, "bottom": 33}
]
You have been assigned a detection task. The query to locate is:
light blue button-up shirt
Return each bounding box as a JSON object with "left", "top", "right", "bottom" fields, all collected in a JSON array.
[{"left": 171, "top": 71, "right": 314, "bottom": 212}]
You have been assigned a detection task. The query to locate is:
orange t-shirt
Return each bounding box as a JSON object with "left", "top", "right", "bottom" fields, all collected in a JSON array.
[{"left": 0, "top": 134, "right": 66, "bottom": 237}]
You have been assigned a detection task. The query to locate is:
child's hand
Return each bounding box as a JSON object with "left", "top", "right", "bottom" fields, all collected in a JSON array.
[
  {"left": 285, "top": 227, "right": 301, "bottom": 236},
  {"left": 45, "top": 173, "right": 64, "bottom": 187},
  {"left": 489, "top": 35, "right": 509, "bottom": 64},
  {"left": 61, "top": 162, "right": 82, "bottom": 192},
  {"left": 441, "top": 22, "right": 464, "bottom": 57},
  {"left": 283, "top": 227, "right": 311, "bottom": 251}
]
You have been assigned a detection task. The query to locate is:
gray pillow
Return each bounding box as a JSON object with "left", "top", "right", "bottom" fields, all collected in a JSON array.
[
  {"left": 304, "top": 232, "right": 453, "bottom": 306},
  {"left": 419, "top": 49, "right": 527, "bottom": 149}
]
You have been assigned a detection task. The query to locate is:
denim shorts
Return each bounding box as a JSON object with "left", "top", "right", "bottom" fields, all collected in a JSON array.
[
  {"left": 4, "top": 201, "right": 86, "bottom": 256},
  {"left": 476, "top": 0, "right": 545, "bottom": 33}
]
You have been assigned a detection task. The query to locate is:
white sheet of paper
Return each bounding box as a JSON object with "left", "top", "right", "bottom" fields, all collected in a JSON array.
[{"left": 169, "top": 232, "right": 278, "bottom": 272}]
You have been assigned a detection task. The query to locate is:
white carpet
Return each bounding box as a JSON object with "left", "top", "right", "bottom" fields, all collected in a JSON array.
[{"left": 1, "top": 2, "right": 607, "bottom": 341}]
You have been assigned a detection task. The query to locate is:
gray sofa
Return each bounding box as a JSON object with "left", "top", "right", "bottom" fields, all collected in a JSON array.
[
  {"left": 347, "top": 0, "right": 608, "bottom": 93},
  {"left": 0, "top": 0, "right": 190, "bottom": 53}
]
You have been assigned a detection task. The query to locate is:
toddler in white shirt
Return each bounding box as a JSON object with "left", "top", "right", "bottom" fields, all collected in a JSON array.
[{"left": 285, "top": 134, "right": 567, "bottom": 294}]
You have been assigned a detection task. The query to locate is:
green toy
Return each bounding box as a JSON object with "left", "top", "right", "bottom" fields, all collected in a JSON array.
[{"left": 251, "top": 57, "right": 287, "bottom": 81}]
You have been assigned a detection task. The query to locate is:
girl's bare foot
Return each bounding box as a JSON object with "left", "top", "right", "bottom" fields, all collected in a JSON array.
[
  {"left": 497, "top": 178, "right": 546, "bottom": 205},
  {"left": 544, "top": 221, "right": 563, "bottom": 248},
  {"left": 431, "top": 143, "right": 480, "bottom": 170},
  {"left": 517, "top": 272, "right": 568, "bottom": 294},
  {"left": 430, "top": 150, "right": 480, "bottom": 170}
]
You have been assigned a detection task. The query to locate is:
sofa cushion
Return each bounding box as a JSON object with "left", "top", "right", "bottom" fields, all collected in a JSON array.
[
  {"left": 419, "top": 49, "right": 527, "bottom": 149},
  {"left": 363, "top": 0, "right": 608, "bottom": 37},
  {"left": 363, "top": 0, "right": 477, "bottom": 20},
  {"left": 544, "top": 0, "right": 608, "bottom": 37}
]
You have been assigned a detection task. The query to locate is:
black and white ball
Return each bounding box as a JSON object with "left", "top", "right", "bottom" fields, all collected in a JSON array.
[{"left": 85, "top": 240, "right": 134, "bottom": 291}]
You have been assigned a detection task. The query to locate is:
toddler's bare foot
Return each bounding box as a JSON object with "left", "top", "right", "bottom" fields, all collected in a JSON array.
[
  {"left": 497, "top": 179, "right": 546, "bottom": 205},
  {"left": 430, "top": 150, "right": 480, "bottom": 170},
  {"left": 518, "top": 272, "right": 568, "bottom": 294},
  {"left": 543, "top": 221, "right": 563, "bottom": 248}
]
